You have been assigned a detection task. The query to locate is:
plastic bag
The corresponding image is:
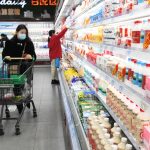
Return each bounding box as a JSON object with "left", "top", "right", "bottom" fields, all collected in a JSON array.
[{"left": 55, "top": 58, "right": 60, "bottom": 68}]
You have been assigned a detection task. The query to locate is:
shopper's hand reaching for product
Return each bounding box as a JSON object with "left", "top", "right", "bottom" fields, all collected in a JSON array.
[
  {"left": 24, "top": 54, "right": 32, "bottom": 60},
  {"left": 5, "top": 56, "right": 11, "bottom": 61}
]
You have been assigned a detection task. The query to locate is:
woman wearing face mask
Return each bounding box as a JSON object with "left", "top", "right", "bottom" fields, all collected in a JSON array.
[{"left": 2, "top": 24, "right": 36, "bottom": 114}]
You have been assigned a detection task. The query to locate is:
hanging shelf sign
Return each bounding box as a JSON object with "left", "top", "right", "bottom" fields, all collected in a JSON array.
[{"left": 0, "top": 0, "right": 27, "bottom": 8}]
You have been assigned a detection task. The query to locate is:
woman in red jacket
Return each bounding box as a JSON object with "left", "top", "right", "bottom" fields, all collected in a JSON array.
[{"left": 48, "top": 27, "right": 68, "bottom": 84}]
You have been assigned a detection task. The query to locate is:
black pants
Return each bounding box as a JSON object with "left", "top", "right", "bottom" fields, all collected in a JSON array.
[
  {"left": 13, "top": 84, "right": 24, "bottom": 114},
  {"left": 13, "top": 63, "right": 32, "bottom": 114}
]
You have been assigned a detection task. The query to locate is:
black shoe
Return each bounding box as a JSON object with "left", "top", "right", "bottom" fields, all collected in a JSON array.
[
  {"left": 51, "top": 80, "right": 56, "bottom": 84},
  {"left": 51, "top": 80, "right": 60, "bottom": 85},
  {"left": 55, "top": 80, "right": 60, "bottom": 85}
]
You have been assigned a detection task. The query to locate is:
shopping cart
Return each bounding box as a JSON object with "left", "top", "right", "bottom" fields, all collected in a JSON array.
[{"left": 0, "top": 58, "right": 37, "bottom": 135}]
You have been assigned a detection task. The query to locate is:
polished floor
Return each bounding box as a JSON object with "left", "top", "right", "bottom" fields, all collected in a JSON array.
[{"left": 0, "top": 67, "right": 67, "bottom": 150}]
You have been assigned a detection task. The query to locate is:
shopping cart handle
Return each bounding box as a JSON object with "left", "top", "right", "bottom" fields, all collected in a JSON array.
[{"left": 10, "top": 57, "right": 32, "bottom": 60}]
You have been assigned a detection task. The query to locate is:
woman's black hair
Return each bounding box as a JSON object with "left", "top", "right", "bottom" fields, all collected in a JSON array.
[
  {"left": 48, "top": 30, "right": 55, "bottom": 42},
  {"left": 12, "top": 24, "right": 29, "bottom": 41},
  {"left": 49, "top": 30, "right": 55, "bottom": 37}
]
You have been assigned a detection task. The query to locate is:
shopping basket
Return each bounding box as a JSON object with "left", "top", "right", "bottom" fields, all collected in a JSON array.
[{"left": 0, "top": 57, "right": 37, "bottom": 135}]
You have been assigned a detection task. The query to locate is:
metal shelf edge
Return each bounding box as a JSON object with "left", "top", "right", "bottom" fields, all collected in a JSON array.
[
  {"left": 58, "top": 69, "right": 82, "bottom": 150},
  {"left": 58, "top": 69, "right": 91, "bottom": 150}
]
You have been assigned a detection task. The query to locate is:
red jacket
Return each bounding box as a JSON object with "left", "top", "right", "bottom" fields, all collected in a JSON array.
[{"left": 48, "top": 28, "right": 68, "bottom": 61}]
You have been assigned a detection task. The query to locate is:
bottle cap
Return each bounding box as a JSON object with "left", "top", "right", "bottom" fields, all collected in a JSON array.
[
  {"left": 100, "top": 110, "right": 105, "bottom": 115},
  {"left": 116, "top": 127, "right": 121, "bottom": 132},
  {"left": 126, "top": 144, "right": 132, "bottom": 149},
  {"left": 121, "top": 137, "right": 127, "bottom": 143},
  {"left": 114, "top": 123, "right": 118, "bottom": 127},
  {"left": 104, "top": 118, "right": 109, "bottom": 122}
]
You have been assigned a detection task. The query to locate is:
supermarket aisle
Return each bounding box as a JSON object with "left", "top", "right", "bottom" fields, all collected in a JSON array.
[{"left": 0, "top": 67, "right": 67, "bottom": 150}]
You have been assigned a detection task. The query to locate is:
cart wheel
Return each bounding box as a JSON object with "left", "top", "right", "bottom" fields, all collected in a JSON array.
[
  {"left": 0, "top": 129, "right": 4, "bottom": 136},
  {"left": 15, "top": 128, "right": 21, "bottom": 135},
  {"left": 33, "top": 111, "right": 37, "bottom": 118}
]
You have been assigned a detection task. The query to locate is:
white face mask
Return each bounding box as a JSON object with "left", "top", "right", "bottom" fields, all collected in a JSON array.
[{"left": 18, "top": 33, "right": 26, "bottom": 40}]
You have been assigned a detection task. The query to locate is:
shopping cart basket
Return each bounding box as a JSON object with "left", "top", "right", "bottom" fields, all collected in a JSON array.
[{"left": 0, "top": 58, "right": 37, "bottom": 135}]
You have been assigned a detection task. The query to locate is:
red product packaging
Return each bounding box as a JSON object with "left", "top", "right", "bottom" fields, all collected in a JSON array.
[{"left": 143, "top": 126, "right": 150, "bottom": 150}]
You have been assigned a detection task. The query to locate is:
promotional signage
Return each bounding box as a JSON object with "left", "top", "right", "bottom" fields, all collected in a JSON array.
[
  {"left": 0, "top": 0, "right": 27, "bottom": 8},
  {"left": 31, "top": 0, "right": 57, "bottom": 6},
  {"left": 0, "top": 0, "right": 56, "bottom": 21}
]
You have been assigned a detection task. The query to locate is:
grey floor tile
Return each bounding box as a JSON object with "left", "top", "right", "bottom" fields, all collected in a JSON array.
[
  {"left": 36, "top": 122, "right": 64, "bottom": 139},
  {"left": 0, "top": 68, "right": 67, "bottom": 150},
  {"left": 34, "top": 138, "right": 66, "bottom": 150}
]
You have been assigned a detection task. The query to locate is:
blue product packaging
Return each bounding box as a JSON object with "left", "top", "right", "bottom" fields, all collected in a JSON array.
[
  {"left": 138, "top": 0, "right": 144, "bottom": 3},
  {"left": 138, "top": 62, "right": 146, "bottom": 87}
]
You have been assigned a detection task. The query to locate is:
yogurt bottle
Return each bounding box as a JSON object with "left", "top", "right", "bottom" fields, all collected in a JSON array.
[{"left": 118, "top": 137, "right": 128, "bottom": 150}]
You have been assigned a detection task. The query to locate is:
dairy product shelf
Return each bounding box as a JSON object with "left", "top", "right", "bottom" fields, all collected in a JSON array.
[
  {"left": 73, "top": 6, "right": 150, "bottom": 29},
  {"left": 63, "top": 39, "right": 150, "bottom": 62},
  {"left": 63, "top": 46, "right": 150, "bottom": 113},
  {"left": 73, "top": 40, "right": 150, "bottom": 62},
  {"left": 68, "top": 54, "right": 142, "bottom": 150},
  {"left": 73, "top": 0, "right": 102, "bottom": 20},
  {"left": 58, "top": 69, "right": 91, "bottom": 150},
  {"left": 84, "top": 79, "right": 142, "bottom": 150}
]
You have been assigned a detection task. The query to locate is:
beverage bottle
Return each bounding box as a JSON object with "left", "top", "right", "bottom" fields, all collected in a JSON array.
[
  {"left": 112, "top": 145, "right": 118, "bottom": 150},
  {"left": 101, "top": 133, "right": 111, "bottom": 148},
  {"left": 114, "top": 127, "right": 122, "bottom": 136},
  {"left": 98, "top": 110, "right": 105, "bottom": 124},
  {"left": 98, "top": 114, "right": 107, "bottom": 125},
  {"left": 97, "top": 128, "right": 108, "bottom": 149},
  {"left": 136, "top": 112, "right": 150, "bottom": 143},
  {"left": 111, "top": 123, "right": 119, "bottom": 135},
  {"left": 131, "top": 105, "right": 140, "bottom": 135},
  {"left": 103, "top": 118, "right": 111, "bottom": 132},
  {"left": 112, "top": 132, "right": 121, "bottom": 145},
  {"left": 98, "top": 124, "right": 108, "bottom": 140},
  {"left": 125, "top": 144, "right": 133, "bottom": 150},
  {"left": 104, "top": 139, "right": 114, "bottom": 150},
  {"left": 118, "top": 137, "right": 128, "bottom": 150}
]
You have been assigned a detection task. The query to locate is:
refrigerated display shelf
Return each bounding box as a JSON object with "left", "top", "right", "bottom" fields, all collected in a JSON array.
[
  {"left": 64, "top": 40, "right": 150, "bottom": 62},
  {"left": 73, "top": 5, "right": 150, "bottom": 29},
  {"left": 62, "top": 46, "right": 150, "bottom": 113},
  {"left": 58, "top": 69, "right": 82, "bottom": 150},
  {"left": 76, "top": 52, "right": 150, "bottom": 111},
  {"left": 65, "top": 54, "right": 142, "bottom": 150},
  {"left": 73, "top": 0, "right": 101, "bottom": 20},
  {"left": 83, "top": 78, "right": 142, "bottom": 150},
  {"left": 58, "top": 68, "right": 91, "bottom": 150}
]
